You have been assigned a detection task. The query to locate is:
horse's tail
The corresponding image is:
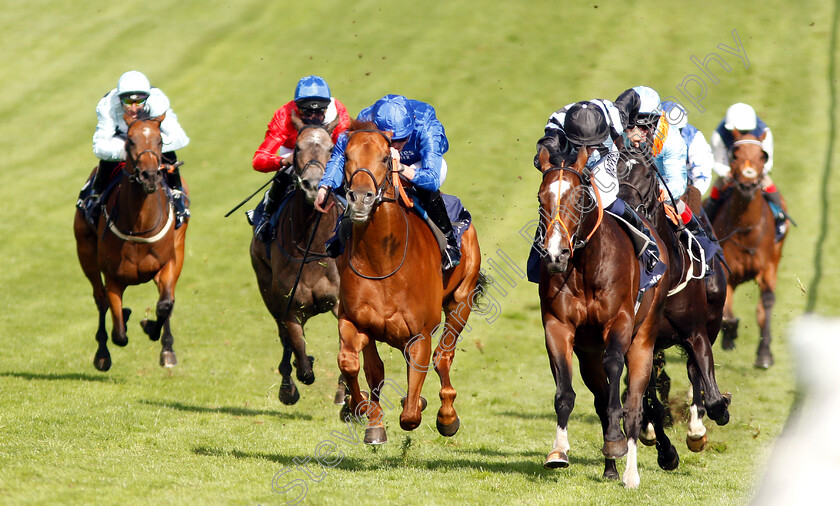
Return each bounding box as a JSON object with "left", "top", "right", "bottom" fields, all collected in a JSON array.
[{"left": 470, "top": 271, "right": 492, "bottom": 313}]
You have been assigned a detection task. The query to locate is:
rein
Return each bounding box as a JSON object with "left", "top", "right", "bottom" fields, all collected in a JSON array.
[{"left": 542, "top": 165, "right": 603, "bottom": 255}]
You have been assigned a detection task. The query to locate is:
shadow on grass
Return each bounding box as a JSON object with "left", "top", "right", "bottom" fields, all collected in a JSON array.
[
  {"left": 192, "top": 446, "right": 608, "bottom": 480},
  {"left": 0, "top": 371, "right": 122, "bottom": 383},
  {"left": 140, "top": 399, "right": 313, "bottom": 420}
]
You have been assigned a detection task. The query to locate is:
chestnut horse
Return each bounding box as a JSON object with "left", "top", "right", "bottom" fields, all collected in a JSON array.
[
  {"left": 616, "top": 149, "right": 731, "bottom": 463},
  {"left": 74, "top": 112, "right": 187, "bottom": 371},
  {"left": 708, "top": 131, "right": 787, "bottom": 368},
  {"left": 334, "top": 121, "right": 484, "bottom": 445},
  {"left": 250, "top": 120, "right": 346, "bottom": 405},
  {"left": 535, "top": 147, "right": 667, "bottom": 488}
]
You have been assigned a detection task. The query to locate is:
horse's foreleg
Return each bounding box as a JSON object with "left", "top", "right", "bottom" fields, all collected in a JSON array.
[
  {"left": 284, "top": 318, "right": 314, "bottom": 385},
  {"left": 686, "top": 332, "right": 730, "bottom": 425},
  {"left": 622, "top": 333, "right": 655, "bottom": 489},
  {"left": 643, "top": 373, "right": 679, "bottom": 471},
  {"left": 721, "top": 284, "right": 739, "bottom": 350},
  {"left": 336, "top": 318, "right": 369, "bottom": 423},
  {"left": 361, "top": 342, "right": 387, "bottom": 444},
  {"left": 685, "top": 369, "right": 708, "bottom": 452},
  {"left": 401, "top": 329, "right": 432, "bottom": 432},
  {"left": 105, "top": 280, "right": 130, "bottom": 347},
  {"left": 93, "top": 303, "right": 111, "bottom": 371},
  {"left": 277, "top": 330, "right": 300, "bottom": 405},
  {"left": 755, "top": 272, "right": 777, "bottom": 369},
  {"left": 543, "top": 318, "right": 577, "bottom": 470},
  {"left": 577, "top": 349, "right": 616, "bottom": 478},
  {"left": 142, "top": 265, "right": 177, "bottom": 367},
  {"left": 602, "top": 317, "right": 634, "bottom": 459},
  {"left": 433, "top": 305, "right": 470, "bottom": 437}
]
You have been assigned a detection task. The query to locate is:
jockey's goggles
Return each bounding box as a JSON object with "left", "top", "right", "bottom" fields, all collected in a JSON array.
[{"left": 120, "top": 94, "right": 149, "bottom": 106}]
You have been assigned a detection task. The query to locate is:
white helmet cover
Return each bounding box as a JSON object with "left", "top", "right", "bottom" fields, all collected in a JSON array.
[
  {"left": 724, "top": 103, "right": 757, "bottom": 131},
  {"left": 116, "top": 71, "right": 151, "bottom": 98}
]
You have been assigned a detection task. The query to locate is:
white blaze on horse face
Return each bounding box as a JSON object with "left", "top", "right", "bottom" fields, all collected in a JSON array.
[
  {"left": 545, "top": 179, "right": 571, "bottom": 258},
  {"left": 553, "top": 425, "right": 570, "bottom": 453},
  {"left": 142, "top": 126, "right": 153, "bottom": 140}
]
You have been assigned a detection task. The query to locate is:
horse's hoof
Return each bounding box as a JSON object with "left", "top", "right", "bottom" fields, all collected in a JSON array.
[
  {"left": 400, "top": 396, "right": 428, "bottom": 412},
  {"left": 279, "top": 382, "right": 300, "bottom": 405},
  {"left": 140, "top": 318, "right": 159, "bottom": 341},
  {"left": 294, "top": 356, "right": 315, "bottom": 385},
  {"left": 686, "top": 433, "right": 708, "bottom": 452},
  {"left": 640, "top": 423, "right": 657, "bottom": 446},
  {"left": 334, "top": 379, "right": 350, "bottom": 405},
  {"left": 112, "top": 334, "right": 128, "bottom": 347},
  {"left": 339, "top": 397, "right": 355, "bottom": 423},
  {"left": 543, "top": 450, "right": 569, "bottom": 469},
  {"left": 159, "top": 350, "right": 177, "bottom": 368},
  {"left": 364, "top": 426, "right": 388, "bottom": 445},
  {"left": 754, "top": 351, "right": 774, "bottom": 369},
  {"left": 93, "top": 353, "right": 111, "bottom": 372},
  {"left": 602, "top": 439, "right": 628, "bottom": 459},
  {"left": 658, "top": 445, "right": 680, "bottom": 471},
  {"left": 436, "top": 416, "right": 460, "bottom": 437},
  {"left": 603, "top": 460, "right": 620, "bottom": 480}
]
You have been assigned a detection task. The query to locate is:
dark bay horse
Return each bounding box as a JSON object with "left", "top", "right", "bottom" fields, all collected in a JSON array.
[
  {"left": 334, "top": 120, "right": 485, "bottom": 445},
  {"left": 617, "top": 149, "right": 731, "bottom": 462},
  {"left": 250, "top": 119, "right": 346, "bottom": 405},
  {"left": 708, "top": 131, "right": 787, "bottom": 368},
  {"left": 535, "top": 147, "right": 667, "bottom": 488},
  {"left": 74, "top": 112, "right": 187, "bottom": 371}
]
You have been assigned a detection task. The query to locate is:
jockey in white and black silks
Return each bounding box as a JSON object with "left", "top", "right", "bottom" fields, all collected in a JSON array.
[
  {"left": 84, "top": 70, "right": 190, "bottom": 225},
  {"left": 526, "top": 99, "right": 665, "bottom": 283}
]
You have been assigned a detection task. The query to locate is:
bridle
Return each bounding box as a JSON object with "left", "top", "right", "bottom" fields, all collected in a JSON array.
[
  {"left": 729, "top": 139, "right": 765, "bottom": 194},
  {"left": 293, "top": 124, "right": 331, "bottom": 190},
  {"left": 540, "top": 164, "right": 603, "bottom": 255},
  {"left": 343, "top": 129, "right": 410, "bottom": 280}
]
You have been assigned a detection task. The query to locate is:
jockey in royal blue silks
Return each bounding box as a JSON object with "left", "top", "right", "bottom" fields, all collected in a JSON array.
[
  {"left": 614, "top": 85, "right": 719, "bottom": 262},
  {"left": 527, "top": 100, "right": 666, "bottom": 285},
  {"left": 314, "top": 94, "right": 461, "bottom": 271}
]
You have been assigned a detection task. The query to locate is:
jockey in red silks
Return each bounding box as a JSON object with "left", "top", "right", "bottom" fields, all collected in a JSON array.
[{"left": 250, "top": 75, "right": 351, "bottom": 242}]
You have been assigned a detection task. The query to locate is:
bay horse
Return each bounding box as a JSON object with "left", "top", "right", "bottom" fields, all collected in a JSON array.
[
  {"left": 535, "top": 147, "right": 667, "bottom": 488},
  {"left": 708, "top": 131, "right": 787, "bottom": 368},
  {"left": 616, "top": 148, "right": 731, "bottom": 464},
  {"left": 73, "top": 112, "right": 187, "bottom": 371},
  {"left": 249, "top": 118, "right": 347, "bottom": 405},
  {"left": 334, "top": 120, "right": 485, "bottom": 445}
]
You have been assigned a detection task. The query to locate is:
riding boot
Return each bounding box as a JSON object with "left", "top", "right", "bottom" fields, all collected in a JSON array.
[
  {"left": 424, "top": 191, "right": 461, "bottom": 271},
  {"left": 325, "top": 212, "right": 351, "bottom": 258},
  {"left": 762, "top": 190, "right": 790, "bottom": 240},
  {"left": 164, "top": 162, "right": 190, "bottom": 222},
  {"left": 84, "top": 160, "right": 118, "bottom": 226},
  {"left": 684, "top": 214, "right": 721, "bottom": 262},
  {"left": 609, "top": 199, "right": 661, "bottom": 273},
  {"left": 254, "top": 173, "right": 291, "bottom": 243}
]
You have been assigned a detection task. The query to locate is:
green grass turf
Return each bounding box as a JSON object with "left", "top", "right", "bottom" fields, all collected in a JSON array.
[{"left": 0, "top": 0, "right": 837, "bottom": 503}]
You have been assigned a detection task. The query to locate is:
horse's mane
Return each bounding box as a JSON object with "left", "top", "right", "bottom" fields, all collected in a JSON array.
[{"left": 348, "top": 119, "right": 380, "bottom": 133}]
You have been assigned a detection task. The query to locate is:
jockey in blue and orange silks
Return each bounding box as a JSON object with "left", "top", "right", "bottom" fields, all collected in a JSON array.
[
  {"left": 527, "top": 99, "right": 665, "bottom": 283},
  {"left": 614, "top": 85, "right": 718, "bottom": 261},
  {"left": 314, "top": 94, "right": 461, "bottom": 271}
]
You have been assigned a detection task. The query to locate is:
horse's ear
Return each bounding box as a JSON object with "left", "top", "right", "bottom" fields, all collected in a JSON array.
[
  {"left": 758, "top": 130, "right": 767, "bottom": 142},
  {"left": 537, "top": 147, "right": 551, "bottom": 172},
  {"left": 290, "top": 108, "right": 305, "bottom": 132},
  {"left": 325, "top": 115, "right": 340, "bottom": 134},
  {"left": 731, "top": 129, "right": 743, "bottom": 141},
  {"left": 383, "top": 130, "right": 393, "bottom": 142},
  {"left": 155, "top": 112, "right": 166, "bottom": 123},
  {"left": 574, "top": 146, "right": 590, "bottom": 169}
]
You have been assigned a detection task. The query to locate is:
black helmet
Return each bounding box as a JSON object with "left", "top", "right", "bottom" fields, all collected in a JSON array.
[{"left": 564, "top": 102, "right": 609, "bottom": 146}]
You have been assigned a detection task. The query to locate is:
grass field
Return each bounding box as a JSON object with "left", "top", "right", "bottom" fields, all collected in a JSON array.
[{"left": 1, "top": 0, "right": 838, "bottom": 504}]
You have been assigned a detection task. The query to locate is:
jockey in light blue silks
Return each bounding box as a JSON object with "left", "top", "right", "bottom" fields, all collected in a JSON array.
[
  {"left": 614, "top": 85, "right": 718, "bottom": 261},
  {"left": 527, "top": 100, "right": 665, "bottom": 283},
  {"left": 315, "top": 94, "right": 461, "bottom": 270},
  {"left": 660, "top": 100, "right": 715, "bottom": 196}
]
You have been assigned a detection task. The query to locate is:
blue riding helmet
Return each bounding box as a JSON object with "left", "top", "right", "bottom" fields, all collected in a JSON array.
[
  {"left": 372, "top": 94, "right": 414, "bottom": 140},
  {"left": 294, "top": 75, "right": 331, "bottom": 102}
]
